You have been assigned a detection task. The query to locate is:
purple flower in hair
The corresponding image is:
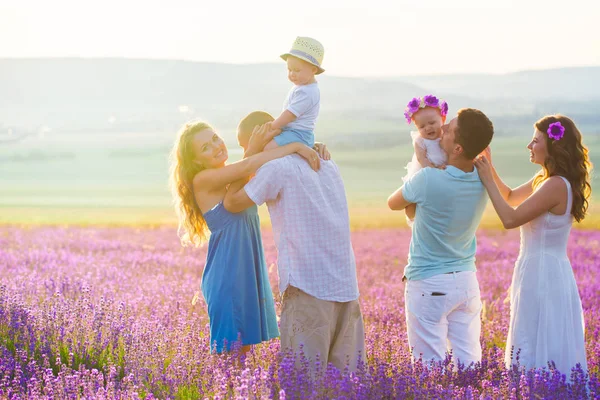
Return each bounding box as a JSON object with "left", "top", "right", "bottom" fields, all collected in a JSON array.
[
  {"left": 547, "top": 121, "right": 565, "bottom": 140},
  {"left": 403, "top": 94, "right": 448, "bottom": 126},
  {"left": 440, "top": 101, "right": 449, "bottom": 117},
  {"left": 407, "top": 97, "right": 421, "bottom": 113},
  {"left": 423, "top": 95, "right": 440, "bottom": 108}
]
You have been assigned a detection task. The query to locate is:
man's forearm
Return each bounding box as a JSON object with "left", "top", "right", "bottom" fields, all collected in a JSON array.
[
  {"left": 226, "top": 177, "right": 249, "bottom": 197},
  {"left": 223, "top": 150, "right": 255, "bottom": 210}
]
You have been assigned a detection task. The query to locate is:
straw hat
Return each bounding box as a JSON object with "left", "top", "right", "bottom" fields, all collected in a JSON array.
[{"left": 280, "top": 37, "right": 325, "bottom": 75}]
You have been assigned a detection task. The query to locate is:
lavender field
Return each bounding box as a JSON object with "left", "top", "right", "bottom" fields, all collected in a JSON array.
[{"left": 1, "top": 226, "right": 598, "bottom": 399}]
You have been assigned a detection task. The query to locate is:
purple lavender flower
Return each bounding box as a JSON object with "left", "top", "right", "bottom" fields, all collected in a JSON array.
[
  {"left": 440, "top": 101, "right": 449, "bottom": 117},
  {"left": 404, "top": 111, "right": 412, "bottom": 124},
  {"left": 1, "top": 226, "right": 598, "bottom": 398},
  {"left": 407, "top": 97, "right": 421, "bottom": 113},
  {"left": 547, "top": 121, "right": 565, "bottom": 140},
  {"left": 423, "top": 95, "right": 440, "bottom": 108}
]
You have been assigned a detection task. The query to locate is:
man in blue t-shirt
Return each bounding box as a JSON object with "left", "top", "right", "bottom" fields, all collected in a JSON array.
[{"left": 388, "top": 108, "right": 494, "bottom": 367}]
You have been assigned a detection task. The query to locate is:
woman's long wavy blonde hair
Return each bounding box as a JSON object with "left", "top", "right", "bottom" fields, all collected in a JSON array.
[
  {"left": 169, "top": 121, "right": 213, "bottom": 246},
  {"left": 533, "top": 115, "right": 593, "bottom": 222}
]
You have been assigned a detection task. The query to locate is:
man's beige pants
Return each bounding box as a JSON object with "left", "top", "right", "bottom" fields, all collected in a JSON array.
[{"left": 279, "top": 286, "right": 366, "bottom": 372}]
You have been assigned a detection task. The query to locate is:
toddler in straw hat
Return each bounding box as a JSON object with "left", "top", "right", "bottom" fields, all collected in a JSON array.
[{"left": 265, "top": 37, "right": 324, "bottom": 150}]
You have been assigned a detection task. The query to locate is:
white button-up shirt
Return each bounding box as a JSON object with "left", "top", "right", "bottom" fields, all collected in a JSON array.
[{"left": 244, "top": 154, "right": 359, "bottom": 302}]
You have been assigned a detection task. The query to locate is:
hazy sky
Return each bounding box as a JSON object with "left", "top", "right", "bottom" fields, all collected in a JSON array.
[{"left": 2, "top": 0, "right": 599, "bottom": 77}]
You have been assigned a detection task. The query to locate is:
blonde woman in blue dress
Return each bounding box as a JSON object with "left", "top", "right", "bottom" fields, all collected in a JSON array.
[
  {"left": 474, "top": 115, "right": 591, "bottom": 373},
  {"left": 169, "top": 120, "right": 321, "bottom": 354}
]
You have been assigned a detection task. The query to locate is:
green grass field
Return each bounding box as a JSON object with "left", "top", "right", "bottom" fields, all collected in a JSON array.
[{"left": 1, "top": 134, "right": 598, "bottom": 228}]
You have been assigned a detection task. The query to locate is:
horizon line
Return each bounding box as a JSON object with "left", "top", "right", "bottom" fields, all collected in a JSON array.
[{"left": 1, "top": 56, "right": 599, "bottom": 79}]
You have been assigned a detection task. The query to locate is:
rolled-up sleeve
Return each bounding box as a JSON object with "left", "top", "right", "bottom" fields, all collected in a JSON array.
[
  {"left": 401, "top": 168, "right": 428, "bottom": 204},
  {"left": 244, "top": 159, "right": 286, "bottom": 206}
]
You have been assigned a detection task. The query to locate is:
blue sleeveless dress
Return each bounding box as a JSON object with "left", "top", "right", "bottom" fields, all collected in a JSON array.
[{"left": 201, "top": 202, "right": 279, "bottom": 353}]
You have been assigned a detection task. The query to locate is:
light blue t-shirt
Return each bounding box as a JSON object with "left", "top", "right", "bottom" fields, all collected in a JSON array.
[{"left": 401, "top": 166, "right": 488, "bottom": 281}]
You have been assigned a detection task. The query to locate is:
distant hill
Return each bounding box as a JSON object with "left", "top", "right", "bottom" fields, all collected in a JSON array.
[
  {"left": 1, "top": 58, "right": 598, "bottom": 147},
  {"left": 397, "top": 67, "right": 600, "bottom": 101}
]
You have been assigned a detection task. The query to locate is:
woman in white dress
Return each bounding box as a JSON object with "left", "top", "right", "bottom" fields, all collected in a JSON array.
[{"left": 474, "top": 114, "right": 592, "bottom": 374}]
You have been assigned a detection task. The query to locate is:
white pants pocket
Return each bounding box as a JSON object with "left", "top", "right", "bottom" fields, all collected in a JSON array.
[{"left": 407, "top": 288, "right": 448, "bottom": 324}]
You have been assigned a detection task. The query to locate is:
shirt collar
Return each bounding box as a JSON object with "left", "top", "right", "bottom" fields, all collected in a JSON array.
[{"left": 445, "top": 165, "right": 480, "bottom": 181}]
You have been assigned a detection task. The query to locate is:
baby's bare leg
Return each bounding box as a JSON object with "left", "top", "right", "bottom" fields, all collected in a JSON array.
[{"left": 263, "top": 139, "right": 279, "bottom": 151}]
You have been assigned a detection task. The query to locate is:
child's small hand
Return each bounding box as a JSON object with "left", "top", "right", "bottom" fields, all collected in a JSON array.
[
  {"left": 313, "top": 142, "right": 331, "bottom": 160},
  {"left": 248, "top": 122, "right": 279, "bottom": 153}
]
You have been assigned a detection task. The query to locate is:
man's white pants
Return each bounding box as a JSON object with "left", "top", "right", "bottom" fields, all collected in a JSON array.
[{"left": 404, "top": 271, "right": 482, "bottom": 366}]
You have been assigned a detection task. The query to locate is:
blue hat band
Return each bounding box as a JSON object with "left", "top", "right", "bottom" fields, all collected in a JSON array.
[{"left": 289, "top": 49, "right": 321, "bottom": 67}]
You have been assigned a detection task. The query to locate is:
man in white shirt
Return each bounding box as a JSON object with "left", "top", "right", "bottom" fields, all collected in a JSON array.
[{"left": 225, "top": 112, "right": 365, "bottom": 372}]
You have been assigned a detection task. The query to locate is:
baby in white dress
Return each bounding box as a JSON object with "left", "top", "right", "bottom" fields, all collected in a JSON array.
[{"left": 403, "top": 95, "right": 449, "bottom": 182}]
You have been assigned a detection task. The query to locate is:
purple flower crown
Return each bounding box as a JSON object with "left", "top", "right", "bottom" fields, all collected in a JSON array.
[
  {"left": 404, "top": 95, "right": 448, "bottom": 124},
  {"left": 547, "top": 121, "right": 565, "bottom": 141}
]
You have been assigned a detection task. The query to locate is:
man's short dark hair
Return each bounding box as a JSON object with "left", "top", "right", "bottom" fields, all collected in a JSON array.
[{"left": 456, "top": 108, "right": 494, "bottom": 160}]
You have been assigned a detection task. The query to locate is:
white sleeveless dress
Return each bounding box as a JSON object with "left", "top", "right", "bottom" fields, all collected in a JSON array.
[
  {"left": 505, "top": 177, "right": 588, "bottom": 374},
  {"left": 403, "top": 131, "right": 447, "bottom": 182}
]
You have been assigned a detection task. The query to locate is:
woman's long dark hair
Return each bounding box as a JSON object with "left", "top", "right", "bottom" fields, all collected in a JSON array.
[{"left": 533, "top": 115, "right": 592, "bottom": 222}]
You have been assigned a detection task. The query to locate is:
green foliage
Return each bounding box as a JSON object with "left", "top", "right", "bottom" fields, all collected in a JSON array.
[
  {"left": 1, "top": 136, "right": 598, "bottom": 226},
  {"left": 175, "top": 384, "right": 201, "bottom": 400}
]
